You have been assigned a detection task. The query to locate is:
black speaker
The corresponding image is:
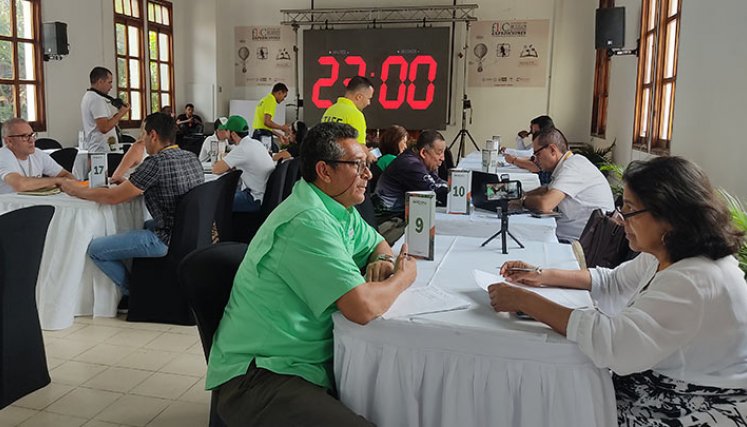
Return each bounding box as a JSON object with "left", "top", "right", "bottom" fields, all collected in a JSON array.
[
  {"left": 42, "top": 22, "right": 69, "bottom": 56},
  {"left": 595, "top": 7, "right": 625, "bottom": 49}
]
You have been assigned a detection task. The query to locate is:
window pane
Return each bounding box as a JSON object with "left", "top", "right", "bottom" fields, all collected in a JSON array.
[
  {"left": 147, "top": 3, "right": 154, "bottom": 21},
  {"left": 660, "top": 83, "right": 673, "bottom": 140},
  {"left": 0, "top": 84, "right": 14, "bottom": 122},
  {"left": 128, "top": 26, "right": 139, "bottom": 57},
  {"left": 161, "top": 92, "right": 170, "bottom": 108},
  {"left": 158, "top": 33, "right": 169, "bottom": 61},
  {"left": 0, "top": 0, "right": 11, "bottom": 37},
  {"left": 129, "top": 59, "right": 140, "bottom": 88},
  {"left": 640, "top": 88, "right": 650, "bottom": 137},
  {"left": 664, "top": 20, "right": 678, "bottom": 79},
  {"left": 131, "top": 0, "right": 140, "bottom": 18},
  {"left": 123, "top": 0, "right": 131, "bottom": 16},
  {"left": 15, "top": 0, "right": 33, "bottom": 39},
  {"left": 117, "top": 58, "right": 128, "bottom": 88},
  {"left": 116, "top": 24, "right": 127, "bottom": 55},
  {"left": 647, "top": 0, "right": 657, "bottom": 31},
  {"left": 150, "top": 61, "right": 158, "bottom": 90},
  {"left": 644, "top": 35, "right": 654, "bottom": 84},
  {"left": 17, "top": 42, "right": 34, "bottom": 80},
  {"left": 119, "top": 91, "right": 129, "bottom": 119},
  {"left": 114, "top": 0, "right": 124, "bottom": 14},
  {"left": 669, "top": 0, "right": 678, "bottom": 17},
  {"left": 154, "top": 5, "right": 161, "bottom": 23},
  {"left": 149, "top": 31, "right": 157, "bottom": 59},
  {"left": 151, "top": 92, "right": 159, "bottom": 112},
  {"left": 130, "top": 91, "right": 141, "bottom": 120},
  {"left": 162, "top": 6, "right": 170, "bottom": 25},
  {"left": 0, "top": 40, "right": 14, "bottom": 79},
  {"left": 160, "top": 63, "right": 170, "bottom": 91},
  {"left": 19, "top": 83, "right": 36, "bottom": 121}
]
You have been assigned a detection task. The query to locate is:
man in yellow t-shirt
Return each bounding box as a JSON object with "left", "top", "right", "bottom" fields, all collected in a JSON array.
[
  {"left": 252, "top": 83, "right": 290, "bottom": 147},
  {"left": 321, "top": 76, "right": 374, "bottom": 147}
]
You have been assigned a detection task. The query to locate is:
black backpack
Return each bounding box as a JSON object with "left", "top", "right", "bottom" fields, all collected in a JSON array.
[{"left": 578, "top": 209, "right": 639, "bottom": 269}]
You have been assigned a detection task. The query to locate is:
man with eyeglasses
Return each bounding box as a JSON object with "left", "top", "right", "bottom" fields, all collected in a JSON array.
[
  {"left": 502, "top": 115, "right": 554, "bottom": 185},
  {"left": 519, "top": 127, "right": 614, "bottom": 242},
  {"left": 0, "top": 117, "right": 75, "bottom": 194},
  {"left": 206, "top": 122, "right": 415, "bottom": 426},
  {"left": 211, "top": 115, "right": 275, "bottom": 213}
]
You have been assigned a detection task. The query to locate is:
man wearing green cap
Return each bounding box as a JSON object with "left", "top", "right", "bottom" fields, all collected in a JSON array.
[{"left": 212, "top": 115, "right": 275, "bottom": 212}]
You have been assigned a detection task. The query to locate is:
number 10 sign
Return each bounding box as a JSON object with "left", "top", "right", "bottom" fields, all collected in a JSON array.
[
  {"left": 405, "top": 191, "right": 435, "bottom": 260},
  {"left": 447, "top": 169, "right": 471, "bottom": 214}
]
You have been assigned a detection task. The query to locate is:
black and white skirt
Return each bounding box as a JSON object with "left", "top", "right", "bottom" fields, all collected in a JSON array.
[{"left": 614, "top": 370, "right": 747, "bottom": 426}]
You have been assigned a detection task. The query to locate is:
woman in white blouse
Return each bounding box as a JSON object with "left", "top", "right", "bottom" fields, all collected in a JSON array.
[{"left": 489, "top": 156, "right": 747, "bottom": 426}]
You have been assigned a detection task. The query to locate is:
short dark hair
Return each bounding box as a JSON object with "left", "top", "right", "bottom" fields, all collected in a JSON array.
[
  {"left": 623, "top": 156, "right": 744, "bottom": 263},
  {"left": 345, "top": 76, "right": 373, "bottom": 93},
  {"left": 144, "top": 112, "right": 177, "bottom": 145},
  {"left": 185, "top": 103, "right": 194, "bottom": 109},
  {"left": 530, "top": 115, "right": 554, "bottom": 132},
  {"left": 272, "top": 83, "right": 288, "bottom": 93},
  {"left": 300, "top": 122, "right": 358, "bottom": 182},
  {"left": 161, "top": 105, "right": 172, "bottom": 113},
  {"left": 415, "top": 129, "right": 445, "bottom": 151},
  {"left": 533, "top": 127, "right": 568, "bottom": 153},
  {"left": 379, "top": 125, "right": 409, "bottom": 156},
  {"left": 89, "top": 67, "right": 111, "bottom": 84}
]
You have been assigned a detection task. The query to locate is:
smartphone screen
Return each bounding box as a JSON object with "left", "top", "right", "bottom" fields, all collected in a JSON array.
[{"left": 485, "top": 180, "right": 522, "bottom": 201}]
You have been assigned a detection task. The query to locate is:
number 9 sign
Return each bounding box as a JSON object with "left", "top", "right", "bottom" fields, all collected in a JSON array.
[{"left": 405, "top": 191, "right": 435, "bottom": 260}]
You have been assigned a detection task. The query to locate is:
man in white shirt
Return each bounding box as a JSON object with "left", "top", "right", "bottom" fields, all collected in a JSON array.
[
  {"left": 0, "top": 118, "right": 75, "bottom": 194},
  {"left": 520, "top": 127, "right": 614, "bottom": 242},
  {"left": 198, "top": 117, "right": 230, "bottom": 163},
  {"left": 212, "top": 115, "right": 275, "bottom": 213},
  {"left": 81, "top": 66, "right": 129, "bottom": 153}
]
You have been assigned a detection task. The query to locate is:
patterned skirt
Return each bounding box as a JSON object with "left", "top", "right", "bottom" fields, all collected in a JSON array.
[{"left": 614, "top": 370, "right": 747, "bottom": 426}]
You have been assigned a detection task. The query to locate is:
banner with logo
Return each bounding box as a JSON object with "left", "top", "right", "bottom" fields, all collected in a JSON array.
[
  {"left": 235, "top": 26, "right": 295, "bottom": 86},
  {"left": 468, "top": 20, "right": 550, "bottom": 88}
]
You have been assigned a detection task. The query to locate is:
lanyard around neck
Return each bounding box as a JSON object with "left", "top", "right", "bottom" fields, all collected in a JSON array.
[{"left": 16, "top": 157, "right": 32, "bottom": 177}]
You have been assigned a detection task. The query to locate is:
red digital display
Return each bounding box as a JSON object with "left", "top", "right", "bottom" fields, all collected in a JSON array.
[{"left": 303, "top": 28, "right": 450, "bottom": 130}]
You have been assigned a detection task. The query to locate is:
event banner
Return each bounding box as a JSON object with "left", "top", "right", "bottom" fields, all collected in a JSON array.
[
  {"left": 235, "top": 26, "right": 295, "bottom": 86},
  {"left": 468, "top": 20, "right": 550, "bottom": 88}
]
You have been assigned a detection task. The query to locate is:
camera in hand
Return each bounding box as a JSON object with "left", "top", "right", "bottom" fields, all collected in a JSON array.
[{"left": 88, "top": 88, "right": 127, "bottom": 109}]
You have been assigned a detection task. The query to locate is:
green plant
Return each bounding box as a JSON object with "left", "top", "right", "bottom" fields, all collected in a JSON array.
[
  {"left": 600, "top": 162, "right": 624, "bottom": 199},
  {"left": 572, "top": 140, "right": 616, "bottom": 170},
  {"left": 718, "top": 189, "right": 747, "bottom": 277}
]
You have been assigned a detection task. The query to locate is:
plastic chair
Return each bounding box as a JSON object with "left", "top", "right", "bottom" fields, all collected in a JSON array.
[
  {"left": 50, "top": 147, "right": 78, "bottom": 173},
  {"left": 179, "top": 242, "right": 247, "bottom": 427},
  {"left": 120, "top": 134, "right": 136, "bottom": 143},
  {"left": 213, "top": 170, "right": 242, "bottom": 242},
  {"left": 34, "top": 138, "right": 62, "bottom": 150},
  {"left": 127, "top": 180, "right": 222, "bottom": 325},
  {"left": 232, "top": 160, "right": 290, "bottom": 243},
  {"left": 107, "top": 153, "right": 124, "bottom": 177},
  {"left": 282, "top": 157, "right": 302, "bottom": 200},
  {"left": 0, "top": 205, "right": 55, "bottom": 409}
]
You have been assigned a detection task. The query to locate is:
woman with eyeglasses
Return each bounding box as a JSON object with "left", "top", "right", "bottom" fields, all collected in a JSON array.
[{"left": 489, "top": 156, "right": 747, "bottom": 425}]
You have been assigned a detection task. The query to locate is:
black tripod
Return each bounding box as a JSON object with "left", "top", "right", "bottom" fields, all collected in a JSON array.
[
  {"left": 481, "top": 200, "right": 525, "bottom": 254},
  {"left": 449, "top": 95, "right": 480, "bottom": 162}
]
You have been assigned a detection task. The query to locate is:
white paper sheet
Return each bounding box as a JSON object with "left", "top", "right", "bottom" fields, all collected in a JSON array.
[
  {"left": 473, "top": 269, "right": 593, "bottom": 309},
  {"left": 382, "top": 286, "right": 472, "bottom": 319}
]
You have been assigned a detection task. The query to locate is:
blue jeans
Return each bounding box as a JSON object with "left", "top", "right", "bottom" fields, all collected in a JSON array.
[
  {"left": 87, "top": 220, "right": 168, "bottom": 295},
  {"left": 233, "top": 190, "right": 262, "bottom": 213}
]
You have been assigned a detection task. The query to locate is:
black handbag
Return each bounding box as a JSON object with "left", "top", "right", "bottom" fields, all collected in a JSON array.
[{"left": 578, "top": 209, "right": 639, "bottom": 269}]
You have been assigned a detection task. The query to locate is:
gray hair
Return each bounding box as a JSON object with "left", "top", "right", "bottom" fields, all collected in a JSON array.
[
  {"left": 533, "top": 127, "right": 568, "bottom": 153},
  {"left": 300, "top": 122, "right": 358, "bottom": 182},
  {"left": 1, "top": 118, "right": 29, "bottom": 142}
]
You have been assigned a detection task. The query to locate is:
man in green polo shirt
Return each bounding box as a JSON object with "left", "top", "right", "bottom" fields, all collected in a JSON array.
[
  {"left": 251, "top": 82, "right": 290, "bottom": 146},
  {"left": 321, "top": 76, "right": 374, "bottom": 147},
  {"left": 206, "top": 122, "right": 416, "bottom": 426}
]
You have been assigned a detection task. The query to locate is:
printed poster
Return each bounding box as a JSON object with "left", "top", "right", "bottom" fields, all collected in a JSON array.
[
  {"left": 235, "top": 26, "right": 295, "bottom": 86},
  {"left": 468, "top": 20, "right": 550, "bottom": 88}
]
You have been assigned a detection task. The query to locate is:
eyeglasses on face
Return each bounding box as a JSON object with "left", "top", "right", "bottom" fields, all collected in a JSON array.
[
  {"left": 614, "top": 206, "right": 649, "bottom": 221},
  {"left": 7, "top": 132, "right": 37, "bottom": 142},
  {"left": 530, "top": 144, "right": 550, "bottom": 162},
  {"left": 322, "top": 159, "right": 369, "bottom": 175}
]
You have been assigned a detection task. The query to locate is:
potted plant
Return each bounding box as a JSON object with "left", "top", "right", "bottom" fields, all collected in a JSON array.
[{"left": 718, "top": 189, "right": 747, "bottom": 277}]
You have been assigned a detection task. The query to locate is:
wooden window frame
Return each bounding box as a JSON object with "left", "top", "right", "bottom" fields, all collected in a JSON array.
[
  {"left": 632, "top": 0, "right": 682, "bottom": 155},
  {"left": 0, "top": 0, "right": 45, "bottom": 131},
  {"left": 147, "top": 0, "right": 174, "bottom": 114},
  {"left": 591, "top": 0, "right": 614, "bottom": 138},
  {"left": 113, "top": 0, "right": 146, "bottom": 128}
]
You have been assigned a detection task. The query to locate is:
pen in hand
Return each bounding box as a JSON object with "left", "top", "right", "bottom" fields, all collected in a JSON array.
[{"left": 506, "top": 267, "right": 539, "bottom": 273}]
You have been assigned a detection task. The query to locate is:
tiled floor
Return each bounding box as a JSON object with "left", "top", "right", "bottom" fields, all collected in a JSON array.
[{"left": 0, "top": 315, "right": 210, "bottom": 427}]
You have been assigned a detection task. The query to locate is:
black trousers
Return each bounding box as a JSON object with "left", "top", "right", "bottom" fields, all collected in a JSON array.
[{"left": 217, "top": 363, "right": 376, "bottom": 427}]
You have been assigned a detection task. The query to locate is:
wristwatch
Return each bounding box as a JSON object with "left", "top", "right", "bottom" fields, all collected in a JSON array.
[{"left": 375, "top": 254, "right": 395, "bottom": 264}]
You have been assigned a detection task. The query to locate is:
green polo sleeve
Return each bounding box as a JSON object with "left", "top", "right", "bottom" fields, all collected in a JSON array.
[
  {"left": 275, "top": 214, "right": 367, "bottom": 318},
  {"left": 351, "top": 210, "right": 384, "bottom": 267}
]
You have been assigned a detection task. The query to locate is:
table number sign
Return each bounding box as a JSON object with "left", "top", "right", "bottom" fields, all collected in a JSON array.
[
  {"left": 481, "top": 149, "right": 499, "bottom": 174},
  {"left": 405, "top": 191, "right": 435, "bottom": 260},
  {"left": 446, "top": 169, "right": 471, "bottom": 215},
  {"left": 89, "top": 154, "right": 108, "bottom": 188}
]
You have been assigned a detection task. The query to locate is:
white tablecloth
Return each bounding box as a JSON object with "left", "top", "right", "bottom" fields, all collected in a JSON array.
[
  {"left": 0, "top": 193, "right": 144, "bottom": 330},
  {"left": 456, "top": 151, "right": 541, "bottom": 192},
  {"left": 436, "top": 207, "right": 557, "bottom": 243},
  {"left": 333, "top": 235, "right": 616, "bottom": 427}
]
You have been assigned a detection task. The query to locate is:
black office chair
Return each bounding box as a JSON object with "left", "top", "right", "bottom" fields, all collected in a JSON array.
[
  {"left": 213, "top": 170, "right": 242, "bottom": 242},
  {"left": 0, "top": 205, "right": 55, "bottom": 409},
  {"left": 120, "top": 134, "right": 136, "bottom": 143},
  {"left": 34, "top": 138, "right": 62, "bottom": 150},
  {"left": 179, "top": 242, "right": 247, "bottom": 427},
  {"left": 127, "top": 181, "right": 222, "bottom": 325},
  {"left": 107, "top": 153, "right": 124, "bottom": 177},
  {"left": 282, "top": 157, "right": 302, "bottom": 200},
  {"left": 437, "top": 146, "right": 456, "bottom": 181},
  {"left": 232, "top": 160, "right": 290, "bottom": 243},
  {"left": 50, "top": 147, "right": 78, "bottom": 173}
]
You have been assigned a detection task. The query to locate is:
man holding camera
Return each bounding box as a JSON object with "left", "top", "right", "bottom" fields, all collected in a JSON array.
[{"left": 81, "top": 66, "right": 130, "bottom": 153}]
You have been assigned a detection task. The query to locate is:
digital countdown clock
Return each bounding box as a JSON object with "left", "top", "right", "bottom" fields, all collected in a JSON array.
[{"left": 302, "top": 27, "right": 450, "bottom": 130}]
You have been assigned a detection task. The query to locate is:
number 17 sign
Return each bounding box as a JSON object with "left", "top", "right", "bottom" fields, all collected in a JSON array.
[{"left": 405, "top": 191, "right": 435, "bottom": 260}]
